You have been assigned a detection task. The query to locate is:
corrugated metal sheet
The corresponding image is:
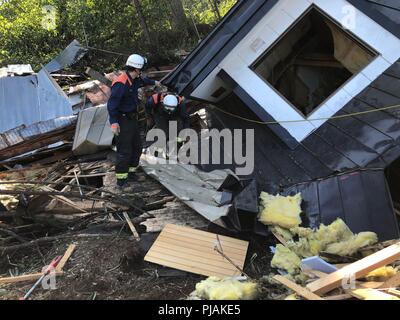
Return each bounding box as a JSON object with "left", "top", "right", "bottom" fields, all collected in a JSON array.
[
  {"left": 2, "top": 125, "right": 25, "bottom": 146},
  {"left": 0, "top": 65, "right": 34, "bottom": 78},
  {"left": 44, "top": 40, "right": 88, "bottom": 73},
  {"left": 0, "top": 116, "right": 77, "bottom": 151},
  {"left": 0, "top": 69, "right": 73, "bottom": 133}
]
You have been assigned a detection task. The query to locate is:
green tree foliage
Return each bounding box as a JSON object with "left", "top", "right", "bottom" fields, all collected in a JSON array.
[{"left": 0, "top": 0, "right": 237, "bottom": 71}]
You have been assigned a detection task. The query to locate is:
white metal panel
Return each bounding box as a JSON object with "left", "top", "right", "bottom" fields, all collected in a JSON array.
[
  {"left": 266, "top": 8, "right": 296, "bottom": 36},
  {"left": 237, "top": 25, "right": 278, "bottom": 65},
  {"left": 361, "top": 56, "right": 391, "bottom": 81},
  {"left": 282, "top": 0, "right": 313, "bottom": 19},
  {"left": 324, "top": 88, "right": 353, "bottom": 116},
  {"left": 308, "top": 103, "right": 337, "bottom": 128},
  {"left": 341, "top": 72, "right": 372, "bottom": 97},
  {"left": 191, "top": 67, "right": 231, "bottom": 103},
  {"left": 221, "top": 57, "right": 316, "bottom": 142},
  {"left": 313, "top": 0, "right": 400, "bottom": 64}
]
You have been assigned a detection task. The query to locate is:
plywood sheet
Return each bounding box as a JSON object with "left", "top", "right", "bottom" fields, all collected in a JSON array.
[{"left": 144, "top": 224, "right": 249, "bottom": 278}]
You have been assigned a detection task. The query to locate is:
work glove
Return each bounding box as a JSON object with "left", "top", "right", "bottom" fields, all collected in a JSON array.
[{"left": 111, "top": 123, "right": 120, "bottom": 136}]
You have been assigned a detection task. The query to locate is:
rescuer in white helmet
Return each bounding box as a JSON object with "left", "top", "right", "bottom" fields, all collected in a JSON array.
[
  {"left": 145, "top": 92, "right": 190, "bottom": 139},
  {"left": 107, "top": 54, "right": 161, "bottom": 191}
]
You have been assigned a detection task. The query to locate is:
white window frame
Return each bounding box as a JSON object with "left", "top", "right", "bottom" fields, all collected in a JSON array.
[{"left": 216, "top": 0, "right": 400, "bottom": 142}]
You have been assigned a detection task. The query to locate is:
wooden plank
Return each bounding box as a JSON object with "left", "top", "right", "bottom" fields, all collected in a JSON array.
[
  {"left": 379, "top": 273, "right": 400, "bottom": 289},
  {"left": 148, "top": 247, "right": 241, "bottom": 272},
  {"left": 144, "top": 256, "right": 229, "bottom": 279},
  {"left": 154, "top": 240, "right": 245, "bottom": 264},
  {"left": 324, "top": 293, "right": 352, "bottom": 300},
  {"left": 162, "top": 229, "right": 246, "bottom": 251},
  {"left": 0, "top": 271, "right": 63, "bottom": 285},
  {"left": 349, "top": 288, "right": 400, "bottom": 300},
  {"left": 303, "top": 270, "right": 329, "bottom": 279},
  {"left": 45, "top": 178, "right": 75, "bottom": 211},
  {"left": 41, "top": 186, "right": 88, "bottom": 213},
  {"left": 62, "top": 173, "right": 107, "bottom": 179},
  {"left": 271, "top": 230, "right": 288, "bottom": 247},
  {"left": 387, "top": 289, "right": 400, "bottom": 298},
  {"left": 0, "top": 124, "right": 76, "bottom": 161},
  {"left": 30, "top": 151, "right": 73, "bottom": 167},
  {"left": 56, "top": 244, "right": 77, "bottom": 272},
  {"left": 123, "top": 212, "right": 140, "bottom": 240},
  {"left": 273, "top": 275, "right": 324, "bottom": 301},
  {"left": 334, "top": 264, "right": 350, "bottom": 269},
  {"left": 162, "top": 232, "right": 247, "bottom": 257},
  {"left": 85, "top": 67, "right": 112, "bottom": 87},
  {"left": 144, "top": 224, "right": 248, "bottom": 278},
  {"left": 48, "top": 195, "right": 87, "bottom": 213},
  {"left": 146, "top": 251, "right": 239, "bottom": 275},
  {"left": 165, "top": 224, "right": 247, "bottom": 246},
  {"left": 357, "top": 281, "right": 384, "bottom": 289},
  {"left": 307, "top": 243, "right": 400, "bottom": 295},
  {"left": 158, "top": 232, "right": 247, "bottom": 255},
  {"left": 155, "top": 236, "right": 246, "bottom": 261}
]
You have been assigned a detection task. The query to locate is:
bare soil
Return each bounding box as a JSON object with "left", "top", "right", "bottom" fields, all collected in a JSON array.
[{"left": 0, "top": 232, "right": 286, "bottom": 300}]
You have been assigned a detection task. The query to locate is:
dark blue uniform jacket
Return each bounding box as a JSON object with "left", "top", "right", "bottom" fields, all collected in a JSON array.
[{"left": 107, "top": 72, "right": 155, "bottom": 124}]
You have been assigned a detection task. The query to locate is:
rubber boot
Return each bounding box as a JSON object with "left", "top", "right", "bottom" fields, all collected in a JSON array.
[{"left": 116, "top": 179, "right": 134, "bottom": 193}]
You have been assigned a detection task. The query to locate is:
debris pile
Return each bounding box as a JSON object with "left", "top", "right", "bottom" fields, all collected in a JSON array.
[
  {"left": 1, "top": 40, "right": 400, "bottom": 301},
  {"left": 260, "top": 193, "right": 400, "bottom": 300}
]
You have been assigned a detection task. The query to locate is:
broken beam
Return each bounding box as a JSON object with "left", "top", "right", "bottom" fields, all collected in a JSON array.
[
  {"left": 85, "top": 67, "right": 112, "bottom": 87},
  {"left": 56, "top": 244, "right": 77, "bottom": 272},
  {"left": 273, "top": 275, "right": 324, "bottom": 300},
  {"left": 123, "top": 212, "right": 140, "bottom": 240},
  {"left": 307, "top": 242, "right": 400, "bottom": 295},
  {"left": 0, "top": 271, "right": 64, "bottom": 285}
]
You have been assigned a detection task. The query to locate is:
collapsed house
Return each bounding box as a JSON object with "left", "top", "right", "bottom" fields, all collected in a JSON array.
[
  {"left": 163, "top": 0, "right": 400, "bottom": 241},
  {"left": 0, "top": 41, "right": 88, "bottom": 165},
  {"left": 1, "top": 3, "right": 400, "bottom": 301}
]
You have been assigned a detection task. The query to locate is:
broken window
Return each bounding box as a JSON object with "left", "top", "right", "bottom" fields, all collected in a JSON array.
[{"left": 252, "top": 7, "right": 377, "bottom": 117}]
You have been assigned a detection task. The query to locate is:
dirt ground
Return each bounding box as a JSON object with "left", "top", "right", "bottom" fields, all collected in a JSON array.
[
  {"left": 0, "top": 230, "right": 286, "bottom": 300},
  {"left": 0, "top": 160, "right": 287, "bottom": 300}
]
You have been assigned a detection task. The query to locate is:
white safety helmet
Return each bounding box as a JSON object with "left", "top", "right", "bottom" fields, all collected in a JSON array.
[
  {"left": 126, "top": 54, "right": 147, "bottom": 70},
  {"left": 163, "top": 95, "right": 179, "bottom": 113}
]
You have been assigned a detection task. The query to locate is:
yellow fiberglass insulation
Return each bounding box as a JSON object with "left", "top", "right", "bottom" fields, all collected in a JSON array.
[
  {"left": 259, "top": 192, "right": 302, "bottom": 229},
  {"left": 285, "top": 294, "right": 299, "bottom": 300},
  {"left": 195, "top": 277, "right": 258, "bottom": 300},
  {"left": 364, "top": 266, "right": 397, "bottom": 281},
  {"left": 288, "top": 218, "right": 355, "bottom": 257},
  {"left": 271, "top": 219, "right": 378, "bottom": 267},
  {"left": 324, "top": 232, "right": 378, "bottom": 256},
  {"left": 271, "top": 244, "right": 302, "bottom": 275}
]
